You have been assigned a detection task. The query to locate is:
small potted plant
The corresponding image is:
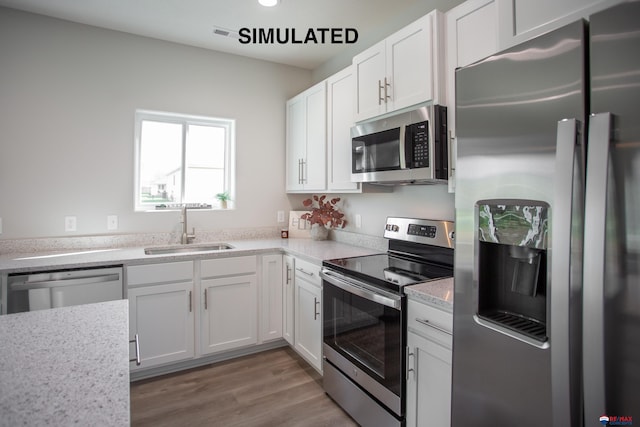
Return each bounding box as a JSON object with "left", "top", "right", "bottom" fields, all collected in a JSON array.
[
  {"left": 301, "top": 195, "right": 347, "bottom": 240},
  {"left": 216, "top": 192, "right": 231, "bottom": 209}
]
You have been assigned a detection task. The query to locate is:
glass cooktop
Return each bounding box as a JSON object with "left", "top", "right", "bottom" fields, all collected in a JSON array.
[{"left": 323, "top": 252, "right": 453, "bottom": 294}]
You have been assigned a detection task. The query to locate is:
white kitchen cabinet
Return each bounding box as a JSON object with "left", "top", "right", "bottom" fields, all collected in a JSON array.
[
  {"left": 260, "top": 254, "right": 283, "bottom": 342},
  {"left": 127, "top": 261, "right": 195, "bottom": 370},
  {"left": 406, "top": 299, "right": 453, "bottom": 427},
  {"left": 200, "top": 256, "right": 258, "bottom": 355},
  {"left": 445, "top": 0, "right": 499, "bottom": 192},
  {"left": 326, "top": 66, "right": 360, "bottom": 193},
  {"left": 294, "top": 258, "right": 323, "bottom": 373},
  {"left": 353, "top": 11, "right": 444, "bottom": 122},
  {"left": 497, "top": 0, "right": 623, "bottom": 50},
  {"left": 283, "top": 255, "right": 295, "bottom": 345},
  {"left": 286, "top": 81, "right": 326, "bottom": 192}
]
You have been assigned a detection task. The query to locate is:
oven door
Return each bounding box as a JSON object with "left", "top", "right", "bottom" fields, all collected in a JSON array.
[{"left": 321, "top": 268, "right": 405, "bottom": 416}]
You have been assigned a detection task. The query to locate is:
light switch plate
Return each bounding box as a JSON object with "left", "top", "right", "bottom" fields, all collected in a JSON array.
[
  {"left": 65, "top": 216, "right": 77, "bottom": 232},
  {"left": 277, "top": 210, "right": 285, "bottom": 223}
]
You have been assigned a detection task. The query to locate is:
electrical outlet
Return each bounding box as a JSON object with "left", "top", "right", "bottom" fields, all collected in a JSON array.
[
  {"left": 107, "top": 215, "right": 118, "bottom": 231},
  {"left": 355, "top": 214, "right": 362, "bottom": 229},
  {"left": 277, "top": 211, "right": 285, "bottom": 223},
  {"left": 65, "top": 216, "right": 77, "bottom": 232}
]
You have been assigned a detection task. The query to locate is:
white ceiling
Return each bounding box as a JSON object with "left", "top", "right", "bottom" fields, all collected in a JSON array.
[{"left": 0, "top": 0, "right": 465, "bottom": 69}]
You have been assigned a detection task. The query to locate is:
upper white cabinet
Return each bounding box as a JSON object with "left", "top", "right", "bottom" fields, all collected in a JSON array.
[
  {"left": 286, "top": 81, "right": 327, "bottom": 192},
  {"left": 445, "top": 0, "right": 499, "bottom": 191},
  {"left": 497, "top": 0, "right": 624, "bottom": 49},
  {"left": 353, "top": 11, "right": 444, "bottom": 122},
  {"left": 326, "top": 66, "right": 360, "bottom": 193}
]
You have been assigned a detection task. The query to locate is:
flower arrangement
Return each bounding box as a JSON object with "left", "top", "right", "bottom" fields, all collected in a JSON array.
[{"left": 301, "top": 195, "right": 347, "bottom": 229}]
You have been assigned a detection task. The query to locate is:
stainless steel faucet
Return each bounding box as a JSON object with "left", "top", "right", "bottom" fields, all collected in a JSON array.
[{"left": 180, "top": 206, "right": 196, "bottom": 244}]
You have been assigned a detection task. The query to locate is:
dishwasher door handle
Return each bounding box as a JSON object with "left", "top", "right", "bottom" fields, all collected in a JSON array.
[{"left": 10, "top": 274, "right": 121, "bottom": 290}]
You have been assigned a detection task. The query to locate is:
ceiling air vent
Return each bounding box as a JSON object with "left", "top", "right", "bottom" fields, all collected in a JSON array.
[{"left": 212, "top": 26, "right": 240, "bottom": 40}]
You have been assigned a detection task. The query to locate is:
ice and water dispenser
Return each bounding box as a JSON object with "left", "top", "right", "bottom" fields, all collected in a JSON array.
[{"left": 476, "top": 200, "right": 549, "bottom": 343}]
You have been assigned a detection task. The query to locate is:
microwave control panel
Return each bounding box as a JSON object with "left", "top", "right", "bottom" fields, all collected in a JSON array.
[{"left": 408, "top": 121, "right": 429, "bottom": 168}]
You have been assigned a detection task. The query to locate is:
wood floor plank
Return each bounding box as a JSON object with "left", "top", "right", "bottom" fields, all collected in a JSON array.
[{"left": 130, "top": 347, "right": 358, "bottom": 427}]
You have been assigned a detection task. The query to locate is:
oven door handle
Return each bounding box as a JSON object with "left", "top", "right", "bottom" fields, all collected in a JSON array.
[{"left": 320, "top": 269, "right": 402, "bottom": 310}]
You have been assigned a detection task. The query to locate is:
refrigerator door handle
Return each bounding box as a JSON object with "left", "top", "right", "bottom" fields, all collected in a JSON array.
[
  {"left": 550, "top": 118, "right": 584, "bottom": 427},
  {"left": 582, "top": 112, "right": 611, "bottom": 423}
]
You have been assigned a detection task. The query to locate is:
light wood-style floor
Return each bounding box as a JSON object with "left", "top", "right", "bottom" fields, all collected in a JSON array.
[{"left": 130, "top": 346, "right": 359, "bottom": 427}]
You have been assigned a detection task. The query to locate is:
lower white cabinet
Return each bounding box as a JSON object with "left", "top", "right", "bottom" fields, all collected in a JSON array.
[
  {"left": 406, "top": 299, "right": 453, "bottom": 427},
  {"left": 127, "top": 261, "right": 195, "bottom": 371},
  {"left": 293, "top": 258, "right": 323, "bottom": 373},
  {"left": 201, "top": 274, "right": 258, "bottom": 354},
  {"left": 200, "top": 255, "right": 258, "bottom": 355},
  {"left": 260, "top": 254, "right": 283, "bottom": 342}
]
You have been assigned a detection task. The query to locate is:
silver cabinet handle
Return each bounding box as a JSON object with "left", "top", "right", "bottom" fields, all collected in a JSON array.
[
  {"left": 296, "top": 267, "right": 314, "bottom": 277},
  {"left": 204, "top": 288, "right": 208, "bottom": 310},
  {"left": 301, "top": 159, "right": 307, "bottom": 184},
  {"left": 298, "top": 159, "right": 302, "bottom": 184},
  {"left": 582, "top": 112, "right": 611, "bottom": 424},
  {"left": 378, "top": 79, "right": 384, "bottom": 105},
  {"left": 415, "top": 318, "right": 451, "bottom": 335},
  {"left": 314, "top": 297, "right": 320, "bottom": 320},
  {"left": 189, "top": 290, "right": 192, "bottom": 312},
  {"left": 129, "top": 334, "right": 141, "bottom": 366},
  {"left": 384, "top": 77, "right": 391, "bottom": 102},
  {"left": 406, "top": 346, "right": 415, "bottom": 381},
  {"left": 286, "top": 265, "right": 292, "bottom": 284}
]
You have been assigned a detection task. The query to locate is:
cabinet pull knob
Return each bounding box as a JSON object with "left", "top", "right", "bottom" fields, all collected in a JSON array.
[{"left": 129, "top": 334, "right": 141, "bottom": 366}]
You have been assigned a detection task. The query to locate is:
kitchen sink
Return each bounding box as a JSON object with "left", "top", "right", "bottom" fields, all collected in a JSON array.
[{"left": 144, "top": 243, "right": 234, "bottom": 255}]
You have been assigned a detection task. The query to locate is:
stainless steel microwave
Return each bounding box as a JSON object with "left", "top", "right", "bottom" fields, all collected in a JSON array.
[{"left": 351, "top": 105, "right": 448, "bottom": 184}]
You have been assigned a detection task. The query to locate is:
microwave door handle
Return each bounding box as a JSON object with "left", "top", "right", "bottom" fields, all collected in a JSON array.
[{"left": 399, "top": 126, "right": 407, "bottom": 169}]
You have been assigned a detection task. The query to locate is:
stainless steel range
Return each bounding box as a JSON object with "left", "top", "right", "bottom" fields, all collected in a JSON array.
[{"left": 320, "top": 217, "right": 454, "bottom": 427}]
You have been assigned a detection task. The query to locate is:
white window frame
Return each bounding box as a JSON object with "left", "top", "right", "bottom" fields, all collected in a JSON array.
[{"left": 134, "top": 109, "right": 235, "bottom": 212}]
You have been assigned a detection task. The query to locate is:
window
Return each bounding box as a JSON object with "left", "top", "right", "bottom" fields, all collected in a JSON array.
[{"left": 134, "top": 110, "right": 235, "bottom": 211}]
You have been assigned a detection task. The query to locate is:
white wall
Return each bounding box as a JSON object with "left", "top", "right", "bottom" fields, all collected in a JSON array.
[{"left": 0, "top": 7, "right": 312, "bottom": 240}]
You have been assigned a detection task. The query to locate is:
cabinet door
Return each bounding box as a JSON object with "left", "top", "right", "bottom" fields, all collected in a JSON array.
[
  {"left": 353, "top": 40, "right": 387, "bottom": 122},
  {"left": 497, "top": 0, "right": 622, "bottom": 49},
  {"left": 406, "top": 331, "right": 453, "bottom": 427},
  {"left": 129, "top": 282, "right": 195, "bottom": 370},
  {"left": 201, "top": 274, "right": 258, "bottom": 355},
  {"left": 286, "top": 94, "right": 306, "bottom": 192},
  {"left": 445, "top": 0, "right": 499, "bottom": 193},
  {"left": 283, "top": 255, "right": 295, "bottom": 345},
  {"left": 294, "top": 277, "right": 322, "bottom": 372},
  {"left": 303, "top": 81, "right": 327, "bottom": 191},
  {"left": 387, "top": 12, "right": 438, "bottom": 112},
  {"left": 327, "top": 66, "right": 359, "bottom": 192},
  {"left": 260, "top": 254, "right": 283, "bottom": 342}
]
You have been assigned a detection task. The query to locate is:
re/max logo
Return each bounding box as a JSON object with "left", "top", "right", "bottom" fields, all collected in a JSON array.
[
  {"left": 601, "top": 415, "right": 634, "bottom": 426},
  {"left": 238, "top": 27, "right": 358, "bottom": 44}
]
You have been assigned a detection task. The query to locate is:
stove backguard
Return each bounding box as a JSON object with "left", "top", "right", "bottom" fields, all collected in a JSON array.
[{"left": 475, "top": 200, "right": 549, "bottom": 344}]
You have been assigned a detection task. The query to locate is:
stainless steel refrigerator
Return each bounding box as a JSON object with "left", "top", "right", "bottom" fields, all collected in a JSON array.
[{"left": 452, "top": 2, "right": 640, "bottom": 426}]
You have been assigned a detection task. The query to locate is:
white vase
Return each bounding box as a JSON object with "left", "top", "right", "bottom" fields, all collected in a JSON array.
[{"left": 310, "top": 224, "right": 329, "bottom": 241}]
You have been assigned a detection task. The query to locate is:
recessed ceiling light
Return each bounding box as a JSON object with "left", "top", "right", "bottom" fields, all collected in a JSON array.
[{"left": 258, "top": 0, "right": 278, "bottom": 7}]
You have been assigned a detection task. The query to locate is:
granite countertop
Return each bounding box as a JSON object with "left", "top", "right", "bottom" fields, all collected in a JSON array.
[
  {"left": 0, "top": 238, "right": 383, "bottom": 274},
  {"left": 0, "top": 300, "right": 130, "bottom": 426},
  {"left": 404, "top": 277, "right": 454, "bottom": 312}
]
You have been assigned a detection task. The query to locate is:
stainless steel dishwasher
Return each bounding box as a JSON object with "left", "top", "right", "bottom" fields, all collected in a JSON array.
[{"left": 6, "top": 266, "right": 123, "bottom": 314}]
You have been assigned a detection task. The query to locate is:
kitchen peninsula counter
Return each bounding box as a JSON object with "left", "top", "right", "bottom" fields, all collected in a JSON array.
[{"left": 0, "top": 300, "right": 130, "bottom": 426}]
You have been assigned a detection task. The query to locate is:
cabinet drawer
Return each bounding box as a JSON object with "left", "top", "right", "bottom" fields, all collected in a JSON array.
[
  {"left": 407, "top": 299, "right": 452, "bottom": 347},
  {"left": 201, "top": 256, "right": 257, "bottom": 278},
  {"left": 126, "top": 261, "right": 193, "bottom": 286},
  {"left": 294, "top": 258, "right": 321, "bottom": 287}
]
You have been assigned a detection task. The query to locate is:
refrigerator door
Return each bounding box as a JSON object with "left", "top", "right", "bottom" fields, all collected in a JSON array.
[
  {"left": 452, "top": 21, "right": 586, "bottom": 426},
  {"left": 584, "top": 2, "right": 640, "bottom": 424}
]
